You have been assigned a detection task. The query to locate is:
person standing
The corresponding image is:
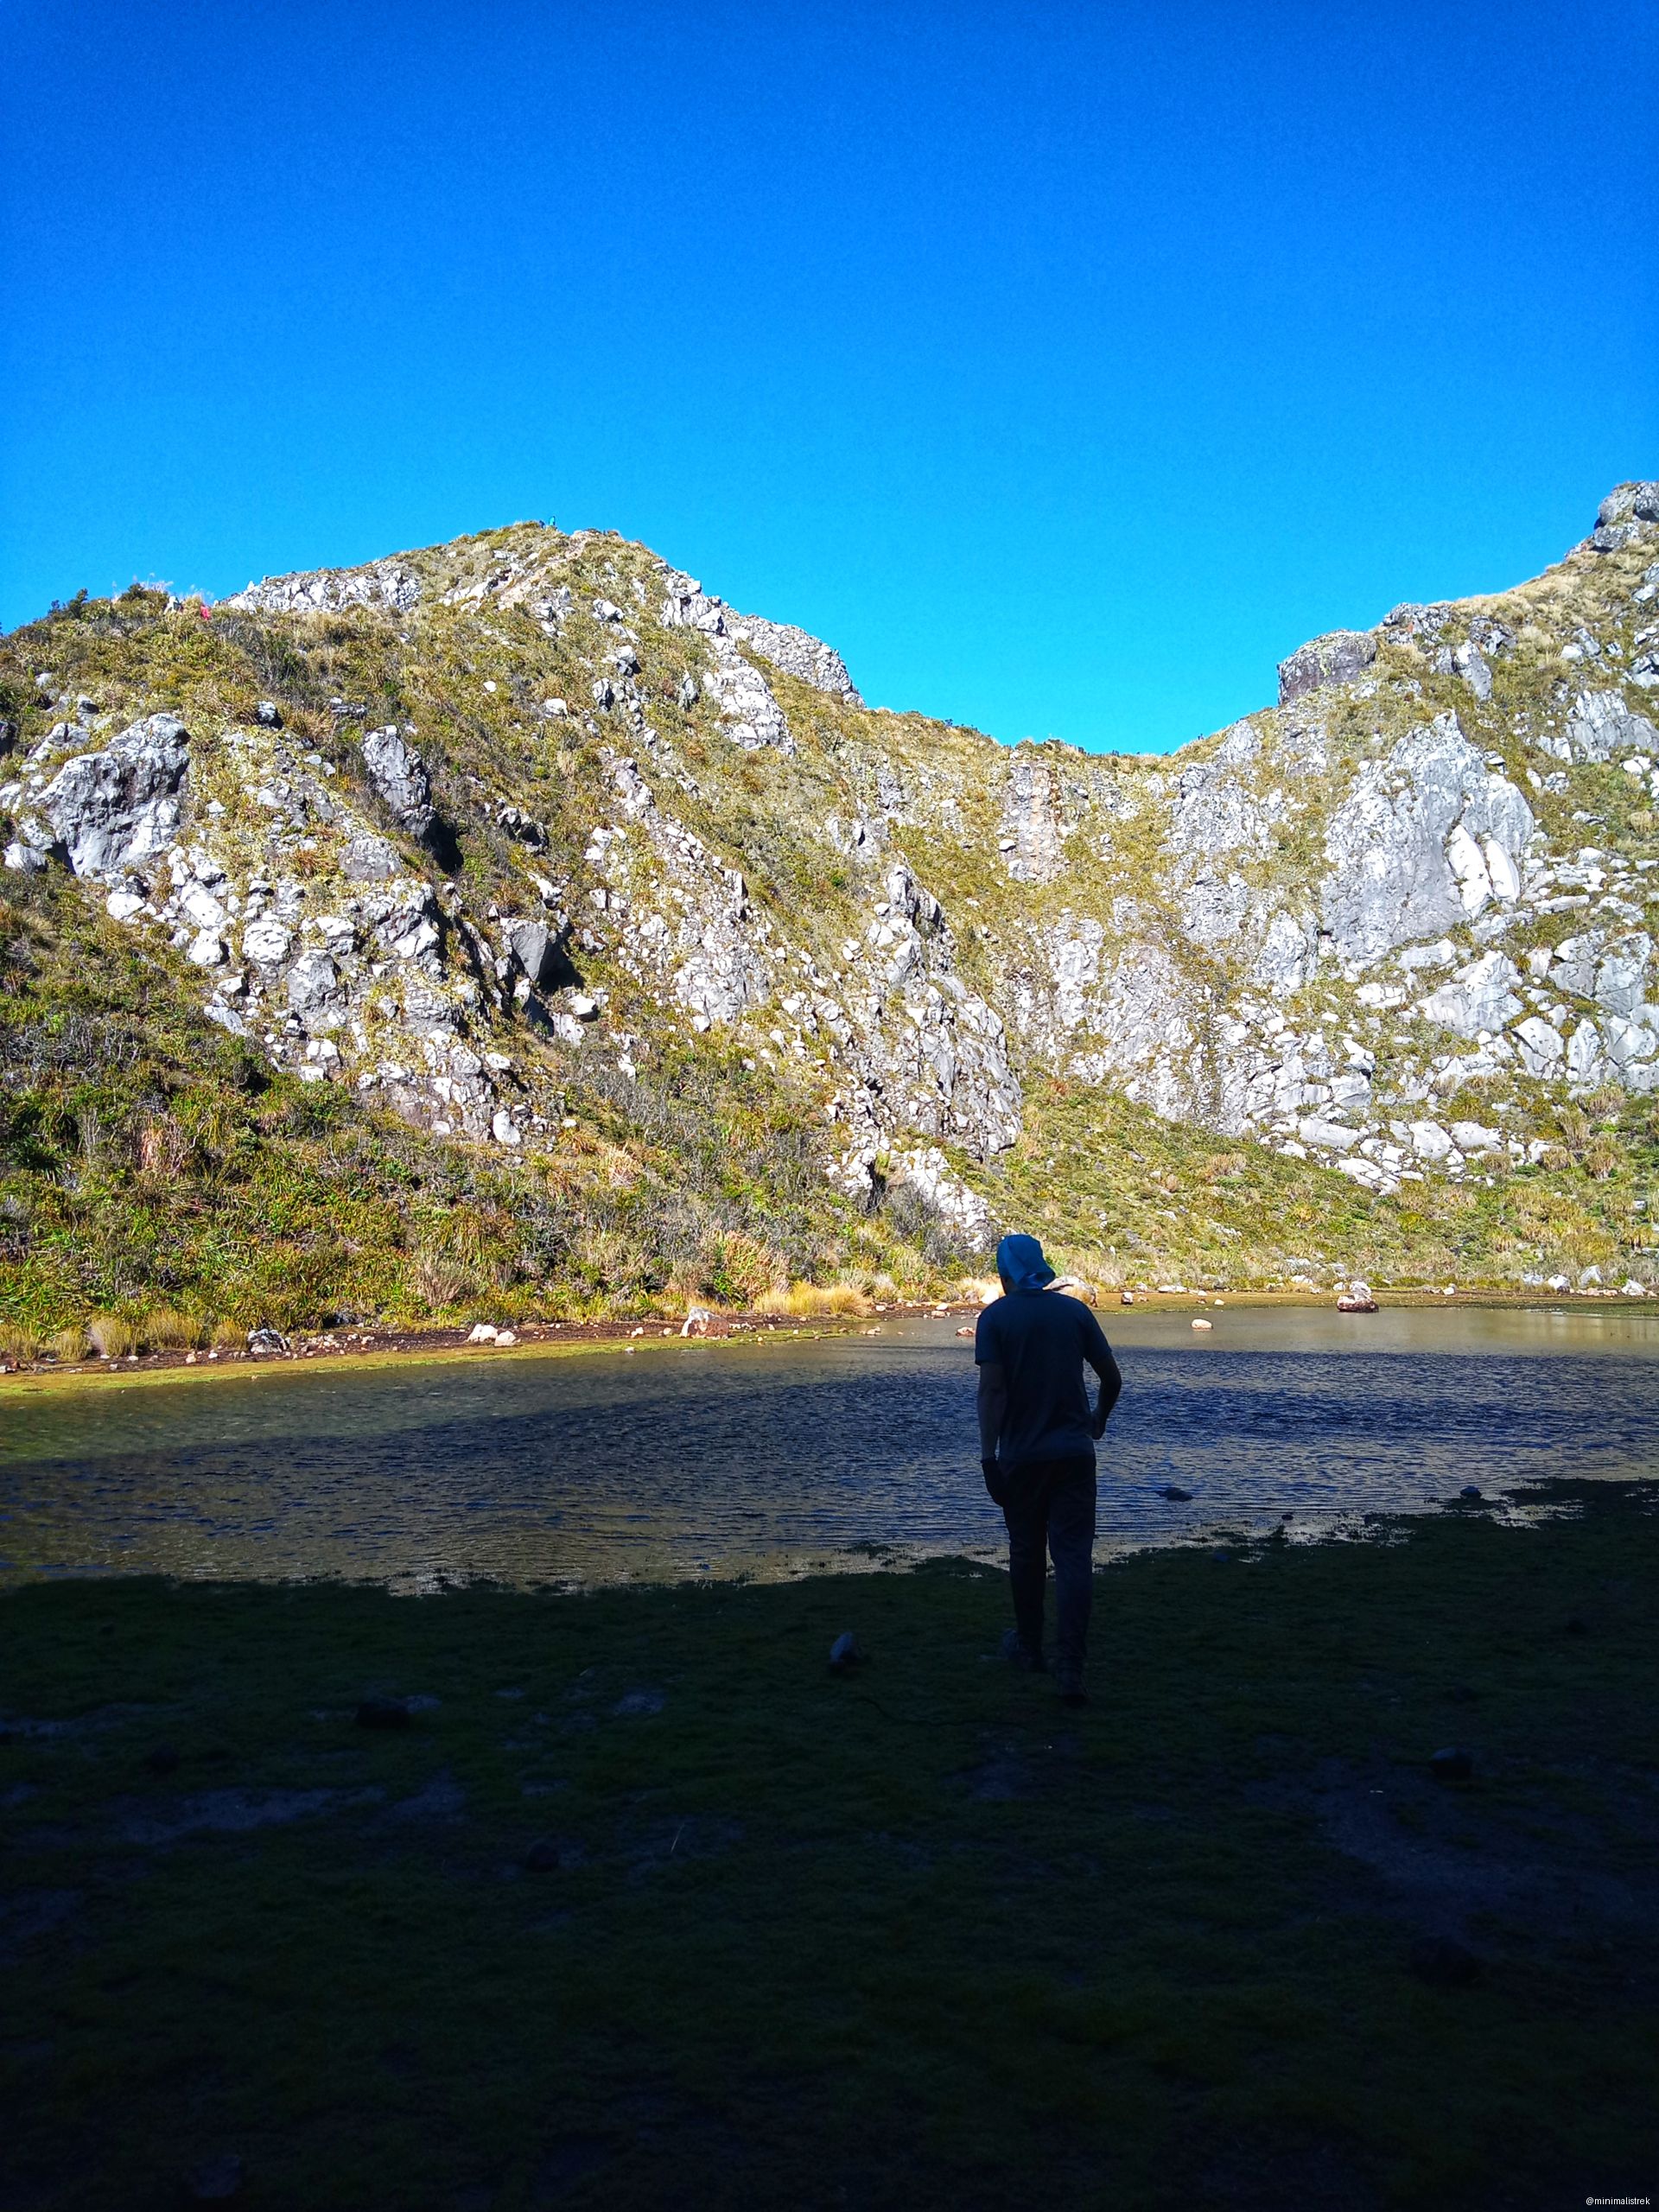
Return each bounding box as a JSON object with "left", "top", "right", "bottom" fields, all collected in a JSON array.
[{"left": 976, "top": 1234, "right": 1122, "bottom": 1705}]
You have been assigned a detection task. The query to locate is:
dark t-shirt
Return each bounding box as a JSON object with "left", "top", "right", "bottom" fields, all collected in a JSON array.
[{"left": 975, "top": 1291, "right": 1118, "bottom": 1472}]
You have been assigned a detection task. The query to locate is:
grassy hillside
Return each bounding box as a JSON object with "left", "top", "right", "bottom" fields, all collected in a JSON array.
[
  {"left": 4, "top": 511, "right": 1659, "bottom": 1344},
  {"left": 0, "top": 866, "right": 914, "bottom": 1345},
  {"left": 4, "top": 839, "right": 1653, "bottom": 1345}
]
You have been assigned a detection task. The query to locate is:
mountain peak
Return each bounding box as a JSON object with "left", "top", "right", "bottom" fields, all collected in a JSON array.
[{"left": 4, "top": 485, "right": 1659, "bottom": 1323}]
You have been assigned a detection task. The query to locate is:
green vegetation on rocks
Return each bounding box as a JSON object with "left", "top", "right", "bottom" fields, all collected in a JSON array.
[{"left": 4, "top": 488, "right": 1659, "bottom": 1335}]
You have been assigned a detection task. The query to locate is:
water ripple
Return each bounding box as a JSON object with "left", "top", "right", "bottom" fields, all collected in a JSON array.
[{"left": 3, "top": 1308, "right": 1656, "bottom": 1586}]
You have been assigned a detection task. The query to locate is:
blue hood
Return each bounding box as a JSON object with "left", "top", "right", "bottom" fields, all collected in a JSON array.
[{"left": 996, "top": 1234, "right": 1055, "bottom": 1294}]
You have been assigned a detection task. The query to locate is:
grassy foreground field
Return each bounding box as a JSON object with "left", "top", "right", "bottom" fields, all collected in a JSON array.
[{"left": 3, "top": 1491, "right": 1656, "bottom": 2210}]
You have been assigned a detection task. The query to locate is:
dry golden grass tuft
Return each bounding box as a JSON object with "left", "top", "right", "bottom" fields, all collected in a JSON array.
[
  {"left": 755, "top": 1279, "right": 872, "bottom": 1319},
  {"left": 143, "top": 1307, "right": 206, "bottom": 1350},
  {"left": 86, "top": 1315, "right": 137, "bottom": 1359}
]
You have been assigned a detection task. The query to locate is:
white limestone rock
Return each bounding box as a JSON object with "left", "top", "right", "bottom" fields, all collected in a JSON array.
[
  {"left": 1564, "top": 690, "right": 1659, "bottom": 763},
  {"left": 1000, "top": 752, "right": 1070, "bottom": 883},
  {"left": 1168, "top": 736, "right": 1276, "bottom": 865},
  {"left": 228, "top": 562, "right": 421, "bottom": 616},
  {"left": 1551, "top": 931, "right": 1656, "bottom": 1020},
  {"left": 503, "top": 918, "right": 564, "bottom": 990},
  {"left": 1588, "top": 482, "right": 1659, "bottom": 555},
  {"left": 1513, "top": 1015, "right": 1567, "bottom": 1075},
  {"left": 1417, "top": 952, "right": 1524, "bottom": 1041},
  {"left": 34, "top": 713, "right": 189, "bottom": 881},
  {"left": 1277, "top": 630, "right": 1377, "bottom": 705},
  {"left": 361, "top": 726, "right": 435, "bottom": 842},
  {"left": 285, "top": 950, "right": 343, "bottom": 1018},
  {"left": 725, "top": 609, "right": 861, "bottom": 704},
  {"left": 1449, "top": 1120, "right": 1501, "bottom": 1153},
  {"left": 243, "top": 917, "right": 294, "bottom": 966},
  {"left": 703, "top": 642, "right": 792, "bottom": 753},
  {"left": 1299, "top": 1116, "right": 1362, "bottom": 1153},
  {"left": 1320, "top": 715, "right": 1534, "bottom": 961},
  {"left": 887, "top": 1146, "right": 992, "bottom": 1243},
  {"left": 1249, "top": 909, "right": 1318, "bottom": 996}
]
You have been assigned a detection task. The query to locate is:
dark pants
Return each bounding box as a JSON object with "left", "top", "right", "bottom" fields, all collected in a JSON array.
[{"left": 1002, "top": 1454, "right": 1096, "bottom": 1682}]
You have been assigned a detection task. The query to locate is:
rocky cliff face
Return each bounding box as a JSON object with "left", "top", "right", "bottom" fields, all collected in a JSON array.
[{"left": 4, "top": 484, "right": 1658, "bottom": 1289}]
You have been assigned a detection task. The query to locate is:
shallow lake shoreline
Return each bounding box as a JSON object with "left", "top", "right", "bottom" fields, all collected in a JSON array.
[
  {"left": 3, "top": 1486, "right": 1655, "bottom": 2209},
  {"left": 10, "top": 1304, "right": 1658, "bottom": 1591},
  {"left": 2, "top": 1286, "right": 1649, "bottom": 1403}
]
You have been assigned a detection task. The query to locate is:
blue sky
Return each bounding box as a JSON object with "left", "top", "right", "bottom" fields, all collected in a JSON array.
[{"left": 2, "top": 2, "right": 1652, "bottom": 753}]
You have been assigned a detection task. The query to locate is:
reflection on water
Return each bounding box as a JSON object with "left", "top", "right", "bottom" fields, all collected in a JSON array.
[{"left": 3, "top": 1304, "right": 1658, "bottom": 1587}]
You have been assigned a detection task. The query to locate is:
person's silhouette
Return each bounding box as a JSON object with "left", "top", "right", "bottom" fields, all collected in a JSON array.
[{"left": 975, "top": 1234, "right": 1122, "bottom": 1704}]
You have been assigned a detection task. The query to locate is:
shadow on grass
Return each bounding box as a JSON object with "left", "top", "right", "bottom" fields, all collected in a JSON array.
[{"left": 3, "top": 1485, "right": 1656, "bottom": 2209}]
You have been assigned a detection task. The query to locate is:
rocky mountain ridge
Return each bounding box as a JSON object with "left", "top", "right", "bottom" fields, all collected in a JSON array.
[{"left": 3, "top": 481, "right": 1658, "bottom": 1317}]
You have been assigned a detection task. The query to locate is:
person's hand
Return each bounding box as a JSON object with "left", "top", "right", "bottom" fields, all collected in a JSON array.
[{"left": 982, "top": 1455, "right": 1009, "bottom": 1505}]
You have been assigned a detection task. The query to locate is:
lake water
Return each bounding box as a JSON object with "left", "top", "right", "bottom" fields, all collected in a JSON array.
[{"left": 3, "top": 1305, "right": 1658, "bottom": 1588}]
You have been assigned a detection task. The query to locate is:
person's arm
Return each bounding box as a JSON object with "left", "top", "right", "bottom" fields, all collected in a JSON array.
[
  {"left": 977, "top": 1360, "right": 1008, "bottom": 1465},
  {"left": 1083, "top": 1314, "right": 1122, "bottom": 1439}
]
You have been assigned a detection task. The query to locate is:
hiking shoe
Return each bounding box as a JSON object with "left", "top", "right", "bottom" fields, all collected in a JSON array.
[
  {"left": 1000, "top": 1628, "right": 1047, "bottom": 1673},
  {"left": 1057, "top": 1674, "right": 1088, "bottom": 1707}
]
